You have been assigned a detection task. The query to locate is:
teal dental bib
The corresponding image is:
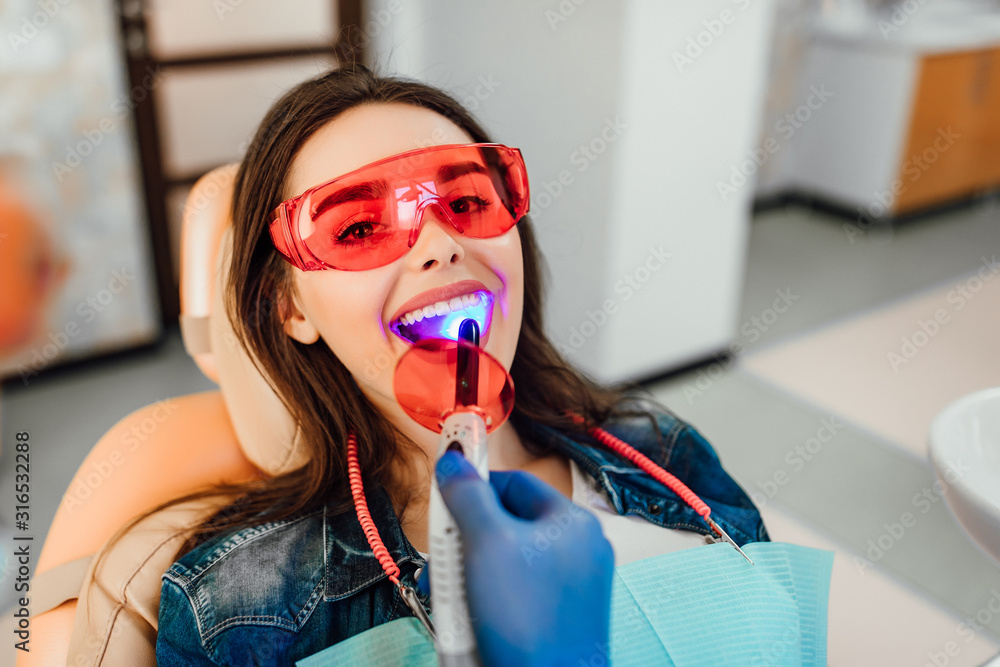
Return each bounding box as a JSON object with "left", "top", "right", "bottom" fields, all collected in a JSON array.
[{"left": 297, "top": 542, "right": 834, "bottom": 666}]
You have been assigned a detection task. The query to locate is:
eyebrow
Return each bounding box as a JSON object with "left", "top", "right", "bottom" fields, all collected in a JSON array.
[
  {"left": 309, "top": 161, "right": 487, "bottom": 216},
  {"left": 312, "top": 179, "right": 390, "bottom": 217},
  {"left": 436, "top": 161, "right": 488, "bottom": 183}
]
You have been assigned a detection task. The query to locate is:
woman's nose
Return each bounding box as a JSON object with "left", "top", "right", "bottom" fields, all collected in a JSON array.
[{"left": 405, "top": 204, "right": 466, "bottom": 270}]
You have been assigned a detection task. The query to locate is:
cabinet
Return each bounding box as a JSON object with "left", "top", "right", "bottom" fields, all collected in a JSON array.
[
  {"left": 761, "top": 30, "right": 1000, "bottom": 219},
  {"left": 896, "top": 48, "right": 1000, "bottom": 213}
]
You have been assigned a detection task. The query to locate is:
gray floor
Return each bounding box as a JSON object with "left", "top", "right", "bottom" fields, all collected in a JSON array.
[
  {"left": 1, "top": 199, "right": 999, "bottom": 655},
  {"left": 740, "top": 195, "right": 1000, "bottom": 354},
  {"left": 647, "top": 197, "right": 1000, "bottom": 647}
]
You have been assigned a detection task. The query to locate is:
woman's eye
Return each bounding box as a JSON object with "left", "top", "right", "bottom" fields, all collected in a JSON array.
[
  {"left": 449, "top": 195, "right": 492, "bottom": 215},
  {"left": 337, "top": 221, "right": 375, "bottom": 242}
]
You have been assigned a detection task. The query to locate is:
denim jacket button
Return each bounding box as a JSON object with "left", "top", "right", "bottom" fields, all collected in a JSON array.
[{"left": 647, "top": 503, "right": 662, "bottom": 515}]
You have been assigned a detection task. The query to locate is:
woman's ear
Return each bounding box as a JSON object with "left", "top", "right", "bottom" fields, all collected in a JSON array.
[{"left": 280, "top": 290, "right": 320, "bottom": 344}]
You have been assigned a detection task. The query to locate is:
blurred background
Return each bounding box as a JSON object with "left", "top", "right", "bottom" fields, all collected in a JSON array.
[{"left": 2, "top": 0, "right": 1000, "bottom": 664}]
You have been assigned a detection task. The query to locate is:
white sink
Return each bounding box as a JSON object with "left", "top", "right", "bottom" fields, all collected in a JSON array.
[{"left": 929, "top": 387, "right": 1000, "bottom": 566}]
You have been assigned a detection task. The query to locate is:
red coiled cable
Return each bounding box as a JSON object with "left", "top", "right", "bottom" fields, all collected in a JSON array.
[
  {"left": 346, "top": 433, "right": 400, "bottom": 586},
  {"left": 566, "top": 410, "right": 711, "bottom": 519},
  {"left": 348, "top": 413, "right": 719, "bottom": 585}
]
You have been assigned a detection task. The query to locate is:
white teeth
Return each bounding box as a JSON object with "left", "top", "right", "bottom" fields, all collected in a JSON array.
[{"left": 396, "top": 291, "right": 488, "bottom": 326}]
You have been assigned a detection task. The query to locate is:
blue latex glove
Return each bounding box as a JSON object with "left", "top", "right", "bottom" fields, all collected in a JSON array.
[{"left": 420, "top": 450, "right": 614, "bottom": 667}]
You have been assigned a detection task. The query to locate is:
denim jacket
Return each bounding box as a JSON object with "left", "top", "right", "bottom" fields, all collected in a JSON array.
[{"left": 156, "top": 412, "right": 768, "bottom": 665}]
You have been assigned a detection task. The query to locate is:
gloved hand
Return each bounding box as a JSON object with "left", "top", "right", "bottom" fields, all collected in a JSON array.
[{"left": 420, "top": 450, "right": 614, "bottom": 667}]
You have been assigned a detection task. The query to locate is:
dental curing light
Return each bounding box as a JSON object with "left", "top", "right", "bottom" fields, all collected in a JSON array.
[{"left": 393, "top": 318, "right": 514, "bottom": 666}]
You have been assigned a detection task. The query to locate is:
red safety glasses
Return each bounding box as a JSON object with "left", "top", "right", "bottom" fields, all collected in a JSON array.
[{"left": 269, "top": 143, "right": 530, "bottom": 271}]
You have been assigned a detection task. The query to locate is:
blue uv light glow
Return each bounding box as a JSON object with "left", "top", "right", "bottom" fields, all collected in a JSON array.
[{"left": 390, "top": 291, "right": 494, "bottom": 344}]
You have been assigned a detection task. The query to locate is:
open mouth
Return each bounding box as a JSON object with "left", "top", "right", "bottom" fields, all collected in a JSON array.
[{"left": 389, "top": 289, "right": 495, "bottom": 344}]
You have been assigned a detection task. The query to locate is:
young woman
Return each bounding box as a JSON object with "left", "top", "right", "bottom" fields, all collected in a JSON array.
[{"left": 153, "top": 64, "right": 768, "bottom": 664}]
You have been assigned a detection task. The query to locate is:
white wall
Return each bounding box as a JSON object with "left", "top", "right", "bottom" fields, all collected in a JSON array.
[{"left": 604, "top": 1, "right": 777, "bottom": 380}]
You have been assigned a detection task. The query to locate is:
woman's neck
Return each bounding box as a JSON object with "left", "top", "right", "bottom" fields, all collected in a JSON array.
[
  {"left": 372, "top": 389, "right": 543, "bottom": 496},
  {"left": 387, "top": 418, "right": 544, "bottom": 508},
  {"left": 386, "top": 419, "right": 573, "bottom": 554},
  {"left": 358, "top": 389, "right": 572, "bottom": 553}
]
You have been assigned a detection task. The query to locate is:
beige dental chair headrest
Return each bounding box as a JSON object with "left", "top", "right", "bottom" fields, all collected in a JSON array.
[{"left": 178, "top": 164, "right": 308, "bottom": 475}]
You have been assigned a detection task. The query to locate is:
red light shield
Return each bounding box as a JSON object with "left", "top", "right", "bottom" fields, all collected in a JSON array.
[{"left": 393, "top": 338, "right": 514, "bottom": 434}]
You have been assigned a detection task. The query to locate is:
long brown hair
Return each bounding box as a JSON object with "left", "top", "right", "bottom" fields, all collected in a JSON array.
[{"left": 95, "top": 64, "right": 670, "bottom": 571}]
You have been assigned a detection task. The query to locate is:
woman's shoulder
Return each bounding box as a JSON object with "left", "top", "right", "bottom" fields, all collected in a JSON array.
[
  {"left": 171, "top": 503, "right": 325, "bottom": 570},
  {"left": 162, "top": 504, "right": 328, "bottom": 631}
]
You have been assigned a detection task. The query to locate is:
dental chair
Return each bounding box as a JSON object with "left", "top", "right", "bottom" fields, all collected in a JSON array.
[{"left": 23, "top": 164, "right": 309, "bottom": 666}]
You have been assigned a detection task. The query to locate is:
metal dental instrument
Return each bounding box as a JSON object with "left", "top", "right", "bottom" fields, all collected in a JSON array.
[
  {"left": 706, "top": 516, "right": 755, "bottom": 565},
  {"left": 427, "top": 318, "right": 487, "bottom": 666}
]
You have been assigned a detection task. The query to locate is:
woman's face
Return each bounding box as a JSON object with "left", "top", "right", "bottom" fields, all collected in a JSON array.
[{"left": 280, "top": 103, "right": 524, "bottom": 420}]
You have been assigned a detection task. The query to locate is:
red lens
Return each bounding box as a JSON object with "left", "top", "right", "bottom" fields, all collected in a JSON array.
[
  {"left": 270, "top": 144, "right": 529, "bottom": 271},
  {"left": 393, "top": 337, "right": 514, "bottom": 434}
]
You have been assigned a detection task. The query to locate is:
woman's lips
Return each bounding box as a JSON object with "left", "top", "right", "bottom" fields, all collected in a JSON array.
[
  {"left": 388, "top": 279, "right": 489, "bottom": 325},
  {"left": 389, "top": 290, "right": 494, "bottom": 347}
]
